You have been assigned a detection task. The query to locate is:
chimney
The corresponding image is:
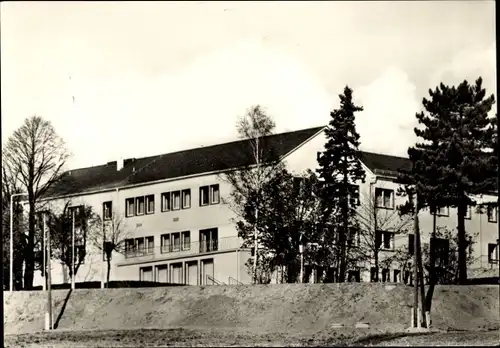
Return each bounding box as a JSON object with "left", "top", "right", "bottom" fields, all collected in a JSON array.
[{"left": 117, "top": 157, "right": 124, "bottom": 171}]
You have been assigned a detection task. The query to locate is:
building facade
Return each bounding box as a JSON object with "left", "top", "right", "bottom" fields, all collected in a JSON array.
[{"left": 27, "top": 126, "right": 498, "bottom": 287}]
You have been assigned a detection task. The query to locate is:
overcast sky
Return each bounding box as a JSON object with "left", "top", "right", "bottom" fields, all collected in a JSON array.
[{"left": 1, "top": 1, "right": 496, "bottom": 170}]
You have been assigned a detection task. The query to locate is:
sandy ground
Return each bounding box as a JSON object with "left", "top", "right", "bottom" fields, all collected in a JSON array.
[
  {"left": 4, "top": 284, "right": 499, "bottom": 336},
  {"left": 5, "top": 328, "right": 500, "bottom": 347}
]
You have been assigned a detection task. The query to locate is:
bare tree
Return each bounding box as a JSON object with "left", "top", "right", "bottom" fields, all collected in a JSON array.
[
  {"left": 220, "top": 105, "right": 283, "bottom": 284},
  {"left": 354, "top": 190, "right": 413, "bottom": 281},
  {"left": 88, "top": 210, "right": 134, "bottom": 286},
  {"left": 2, "top": 115, "right": 70, "bottom": 289}
]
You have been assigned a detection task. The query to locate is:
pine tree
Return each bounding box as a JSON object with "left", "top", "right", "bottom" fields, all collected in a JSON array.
[
  {"left": 401, "top": 77, "right": 496, "bottom": 285},
  {"left": 317, "top": 86, "right": 366, "bottom": 282}
]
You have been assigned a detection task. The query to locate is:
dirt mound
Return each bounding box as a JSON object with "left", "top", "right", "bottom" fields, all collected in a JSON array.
[{"left": 4, "top": 284, "right": 499, "bottom": 335}]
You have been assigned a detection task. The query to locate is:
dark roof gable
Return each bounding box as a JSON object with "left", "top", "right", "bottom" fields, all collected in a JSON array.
[{"left": 359, "top": 151, "right": 412, "bottom": 175}]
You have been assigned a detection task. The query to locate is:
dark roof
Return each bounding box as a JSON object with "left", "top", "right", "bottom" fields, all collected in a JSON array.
[
  {"left": 44, "top": 126, "right": 326, "bottom": 198},
  {"left": 359, "top": 151, "right": 412, "bottom": 175}
]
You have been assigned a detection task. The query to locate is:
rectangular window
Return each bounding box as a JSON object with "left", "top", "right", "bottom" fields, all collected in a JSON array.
[
  {"left": 393, "top": 269, "right": 401, "bottom": 283},
  {"left": 182, "top": 231, "right": 191, "bottom": 250},
  {"left": 436, "top": 206, "right": 449, "bottom": 217},
  {"left": 146, "top": 195, "right": 155, "bottom": 214},
  {"left": 125, "top": 238, "right": 135, "bottom": 257},
  {"left": 126, "top": 198, "right": 135, "bottom": 217},
  {"left": 199, "top": 228, "right": 218, "bottom": 253},
  {"left": 350, "top": 184, "right": 360, "bottom": 206},
  {"left": 172, "top": 191, "right": 181, "bottom": 210},
  {"left": 182, "top": 189, "right": 191, "bottom": 209},
  {"left": 161, "top": 234, "right": 170, "bottom": 253},
  {"left": 487, "top": 205, "right": 498, "bottom": 223},
  {"left": 103, "top": 201, "right": 112, "bottom": 220},
  {"left": 375, "top": 188, "right": 394, "bottom": 209},
  {"left": 408, "top": 234, "right": 415, "bottom": 255},
  {"left": 172, "top": 232, "right": 181, "bottom": 251},
  {"left": 136, "top": 237, "right": 145, "bottom": 255},
  {"left": 431, "top": 237, "right": 450, "bottom": 267},
  {"left": 210, "top": 184, "right": 220, "bottom": 204},
  {"left": 200, "top": 186, "right": 210, "bottom": 206},
  {"left": 464, "top": 205, "right": 471, "bottom": 220},
  {"left": 161, "top": 192, "right": 171, "bottom": 212},
  {"left": 488, "top": 243, "right": 499, "bottom": 264},
  {"left": 146, "top": 236, "right": 154, "bottom": 254},
  {"left": 136, "top": 196, "right": 145, "bottom": 216},
  {"left": 382, "top": 269, "right": 390, "bottom": 282},
  {"left": 370, "top": 267, "right": 378, "bottom": 282},
  {"left": 376, "top": 231, "right": 395, "bottom": 251}
]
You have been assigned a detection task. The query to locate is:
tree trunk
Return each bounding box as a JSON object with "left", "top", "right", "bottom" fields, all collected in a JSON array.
[
  {"left": 374, "top": 249, "right": 379, "bottom": 282},
  {"left": 413, "top": 194, "right": 419, "bottom": 327},
  {"left": 457, "top": 202, "right": 468, "bottom": 285},
  {"left": 425, "top": 210, "right": 437, "bottom": 312},
  {"left": 106, "top": 256, "right": 111, "bottom": 288},
  {"left": 253, "top": 208, "right": 258, "bottom": 284},
  {"left": 416, "top": 219, "right": 427, "bottom": 328},
  {"left": 23, "top": 194, "right": 36, "bottom": 290}
]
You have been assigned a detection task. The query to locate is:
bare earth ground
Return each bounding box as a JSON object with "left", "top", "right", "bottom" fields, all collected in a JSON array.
[
  {"left": 5, "top": 328, "right": 500, "bottom": 347},
  {"left": 4, "top": 284, "right": 499, "bottom": 347}
]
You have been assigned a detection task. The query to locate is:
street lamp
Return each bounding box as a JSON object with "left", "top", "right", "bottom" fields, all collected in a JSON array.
[{"left": 10, "top": 192, "right": 27, "bottom": 292}]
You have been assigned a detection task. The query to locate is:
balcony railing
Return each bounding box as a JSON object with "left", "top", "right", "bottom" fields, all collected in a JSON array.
[{"left": 122, "top": 236, "right": 240, "bottom": 262}]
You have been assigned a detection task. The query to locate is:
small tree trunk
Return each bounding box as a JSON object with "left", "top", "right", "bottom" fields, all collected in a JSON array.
[
  {"left": 457, "top": 202, "right": 468, "bottom": 285},
  {"left": 416, "top": 220, "right": 427, "bottom": 328},
  {"left": 106, "top": 257, "right": 111, "bottom": 288},
  {"left": 24, "top": 194, "right": 36, "bottom": 290},
  {"left": 374, "top": 250, "right": 379, "bottom": 282},
  {"left": 253, "top": 208, "right": 259, "bottom": 284},
  {"left": 425, "top": 210, "right": 437, "bottom": 312},
  {"left": 413, "top": 194, "right": 419, "bottom": 327}
]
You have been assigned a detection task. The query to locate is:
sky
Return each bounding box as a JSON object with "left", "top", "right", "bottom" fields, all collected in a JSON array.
[{"left": 1, "top": 1, "right": 496, "bottom": 170}]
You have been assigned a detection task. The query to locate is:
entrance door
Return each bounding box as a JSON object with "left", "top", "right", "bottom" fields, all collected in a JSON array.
[
  {"left": 202, "top": 259, "right": 214, "bottom": 285},
  {"left": 156, "top": 265, "right": 168, "bottom": 283},
  {"left": 187, "top": 262, "right": 198, "bottom": 285}
]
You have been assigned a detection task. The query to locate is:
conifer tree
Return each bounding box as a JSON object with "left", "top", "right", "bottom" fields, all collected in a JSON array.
[
  {"left": 400, "top": 77, "right": 496, "bottom": 285},
  {"left": 317, "top": 86, "right": 366, "bottom": 282}
]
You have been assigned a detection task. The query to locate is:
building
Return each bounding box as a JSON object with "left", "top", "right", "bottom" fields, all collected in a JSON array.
[{"left": 28, "top": 126, "right": 498, "bottom": 287}]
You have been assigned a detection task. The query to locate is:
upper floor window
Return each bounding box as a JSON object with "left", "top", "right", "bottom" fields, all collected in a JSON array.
[
  {"left": 161, "top": 192, "right": 171, "bottom": 212},
  {"left": 488, "top": 242, "right": 499, "bottom": 264},
  {"left": 464, "top": 205, "right": 471, "bottom": 220},
  {"left": 182, "top": 189, "right": 191, "bottom": 209},
  {"left": 350, "top": 184, "right": 360, "bottom": 206},
  {"left": 211, "top": 184, "right": 220, "bottom": 204},
  {"left": 487, "top": 205, "right": 498, "bottom": 223},
  {"left": 135, "top": 196, "right": 145, "bottom": 216},
  {"left": 172, "top": 191, "right": 181, "bottom": 210},
  {"left": 146, "top": 195, "right": 155, "bottom": 215},
  {"left": 200, "top": 184, "right": 220, "bottom": 206},
  {"left": 126, "top": 198, "right": 135, "bottom": 217},
  {"left": 375, "top": 230, "right": 395, "bottom": 251},
  {"left": 103, "top": 201, "right": 112, "bottom": 221},
  {"left": 436, "top": 206, "right": 449, "bottom": 217},
  {"left": 375, "top": 188, "right": 394, "bottom": 209}
]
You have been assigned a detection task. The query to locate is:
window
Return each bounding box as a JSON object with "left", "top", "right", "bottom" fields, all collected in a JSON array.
[
  {"left": 140, "top": 266, "right": 153, "bottom": 282},
  {"left": 172, "top": 191, "right": 181, "bottom": 210},
  {"left": 393, "top": 269, "right": 401, "bottom": 283},
  {"left": 376, "top": 231, "right": 395, "bottom": 251},
  {"left": 488, "top": 243, "right": 499, "bottom": 264},
  {"left": 431, "top": 238, "right": 450, "bottom": 267},
  {"left": 182, "top": 189, "right": 191, "bottom": 209},
  {"left": 75, "top": 245, "right": 86, "bottom": 264},
  {"left": 200, "top": 228, "right": 218, "bottom": 252},
  {"left": 370, "top": 267, "right": 378, "bottom": 282},
  {"left": 375, "top": 188, "right": 394, "bottom": 209},
  {"left": 146, "top": 195, "right": 155, "bottom": 215},
  {"left": 161, "top": 192, "right": 171, "bottom": 212},
  {"left": 408, "top": 234, "right": 415, "bottom": 255},
  {"left": 382, "top": 269, "right": 390, "bottom": 282},
  {"left": 126, "top": 198, "right": 135, "bottom": 217},
  {"left": 172, "top": 232, "right": 181, "bottom": 251},
  {"left": 350, "top": 185, "right": 360, "bottom": 206},
  {"left": 210, "top": 184, "right": 220, "bottom": 204},
  {"left": 436, "top": 206, "right": 449, "bottom": 217},
  {"left": 161, "top": 234, "right": 171, "bottom": 253},
  {"left": 136, "top": 196, "right": 145, "bottom": 216},
  {"left": 125, "top": 239, "right": 135, "bottom": 257},
  {"left": 182, "top": 231, "right": 191, "bottom": 250},
  {"left": 136, "top": 237, "right": 145, "bottom": 254},
  {"left": 146, "top": 236, "right": 154, "bottom": 254},
  {"left": 103, "top": 201, "right": 112, "bottom": 220},
  {"left": 487, "top": 205, "right": 498, "bottom": 223},
  {"left": 464, "top": 205, "right": 471, "bottom": 220},
  {"left": 200, "top": 186, "right": 210, "bottom": 206}
]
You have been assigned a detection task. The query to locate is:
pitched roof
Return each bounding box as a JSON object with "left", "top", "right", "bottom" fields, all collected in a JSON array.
[
  {"left": 44, "top": 126, "right": 326, "bottom": 198},
  {"left": 359, "top": 151, "right": 412, "bottom": 176}
]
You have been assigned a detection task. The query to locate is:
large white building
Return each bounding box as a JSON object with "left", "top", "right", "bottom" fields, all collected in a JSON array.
[{"left": 27, "top": 126, "right": 498, "bottom": 287}]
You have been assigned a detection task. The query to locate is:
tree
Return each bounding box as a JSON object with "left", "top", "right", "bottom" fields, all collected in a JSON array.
[
  {"left": 316, "top": 86, "right": 366, "bottom": 282},
  {"left": 47, "top": 202, "right": 100, "bottom": 283},
  {"left": 354, "top": 190, "right": 413, "bottom": 281},
  {"left": 221, "top": 105, "right": 282, "bottom": 283},
  {"left": 400, "top": 78, "right": 496, "bottom": 286},
  {"left": 2, "top": 115, "right": 70, "bottom": 289},
  {"left": 88, "top": 210, "right": 133, "bottom": 286},
  {"left": 235, "top": 168, "right": 323, "bottom": 283},
  {"left": 1, "top": 164, "right": 26, "bottom": 290}
]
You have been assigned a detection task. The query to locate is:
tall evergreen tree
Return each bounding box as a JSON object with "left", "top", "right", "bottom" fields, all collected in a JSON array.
[
  {"left": 400, "top": 77, "right": 496, "bottom": 285},
  {"left": 317, "top": 86, "right": 366, "bottom": 282}
]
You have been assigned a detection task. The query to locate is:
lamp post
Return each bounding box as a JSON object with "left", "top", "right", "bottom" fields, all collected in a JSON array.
[
  {"left": 71, "top": 209, "right": 75, "bottom": 290},
  {"left": 10, "top": 192, "right": 27, "bottom": 292}
]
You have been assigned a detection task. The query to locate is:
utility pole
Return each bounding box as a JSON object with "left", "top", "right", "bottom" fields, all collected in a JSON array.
[
  {"left": 412, "top": 192, "right": 418, "bottom": 328},
  {"left": 44, "top": 212, "right": 53, "bottom": 331},
  {"left": 71, "top": 209, "right": 75, "bottom": 290}
]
